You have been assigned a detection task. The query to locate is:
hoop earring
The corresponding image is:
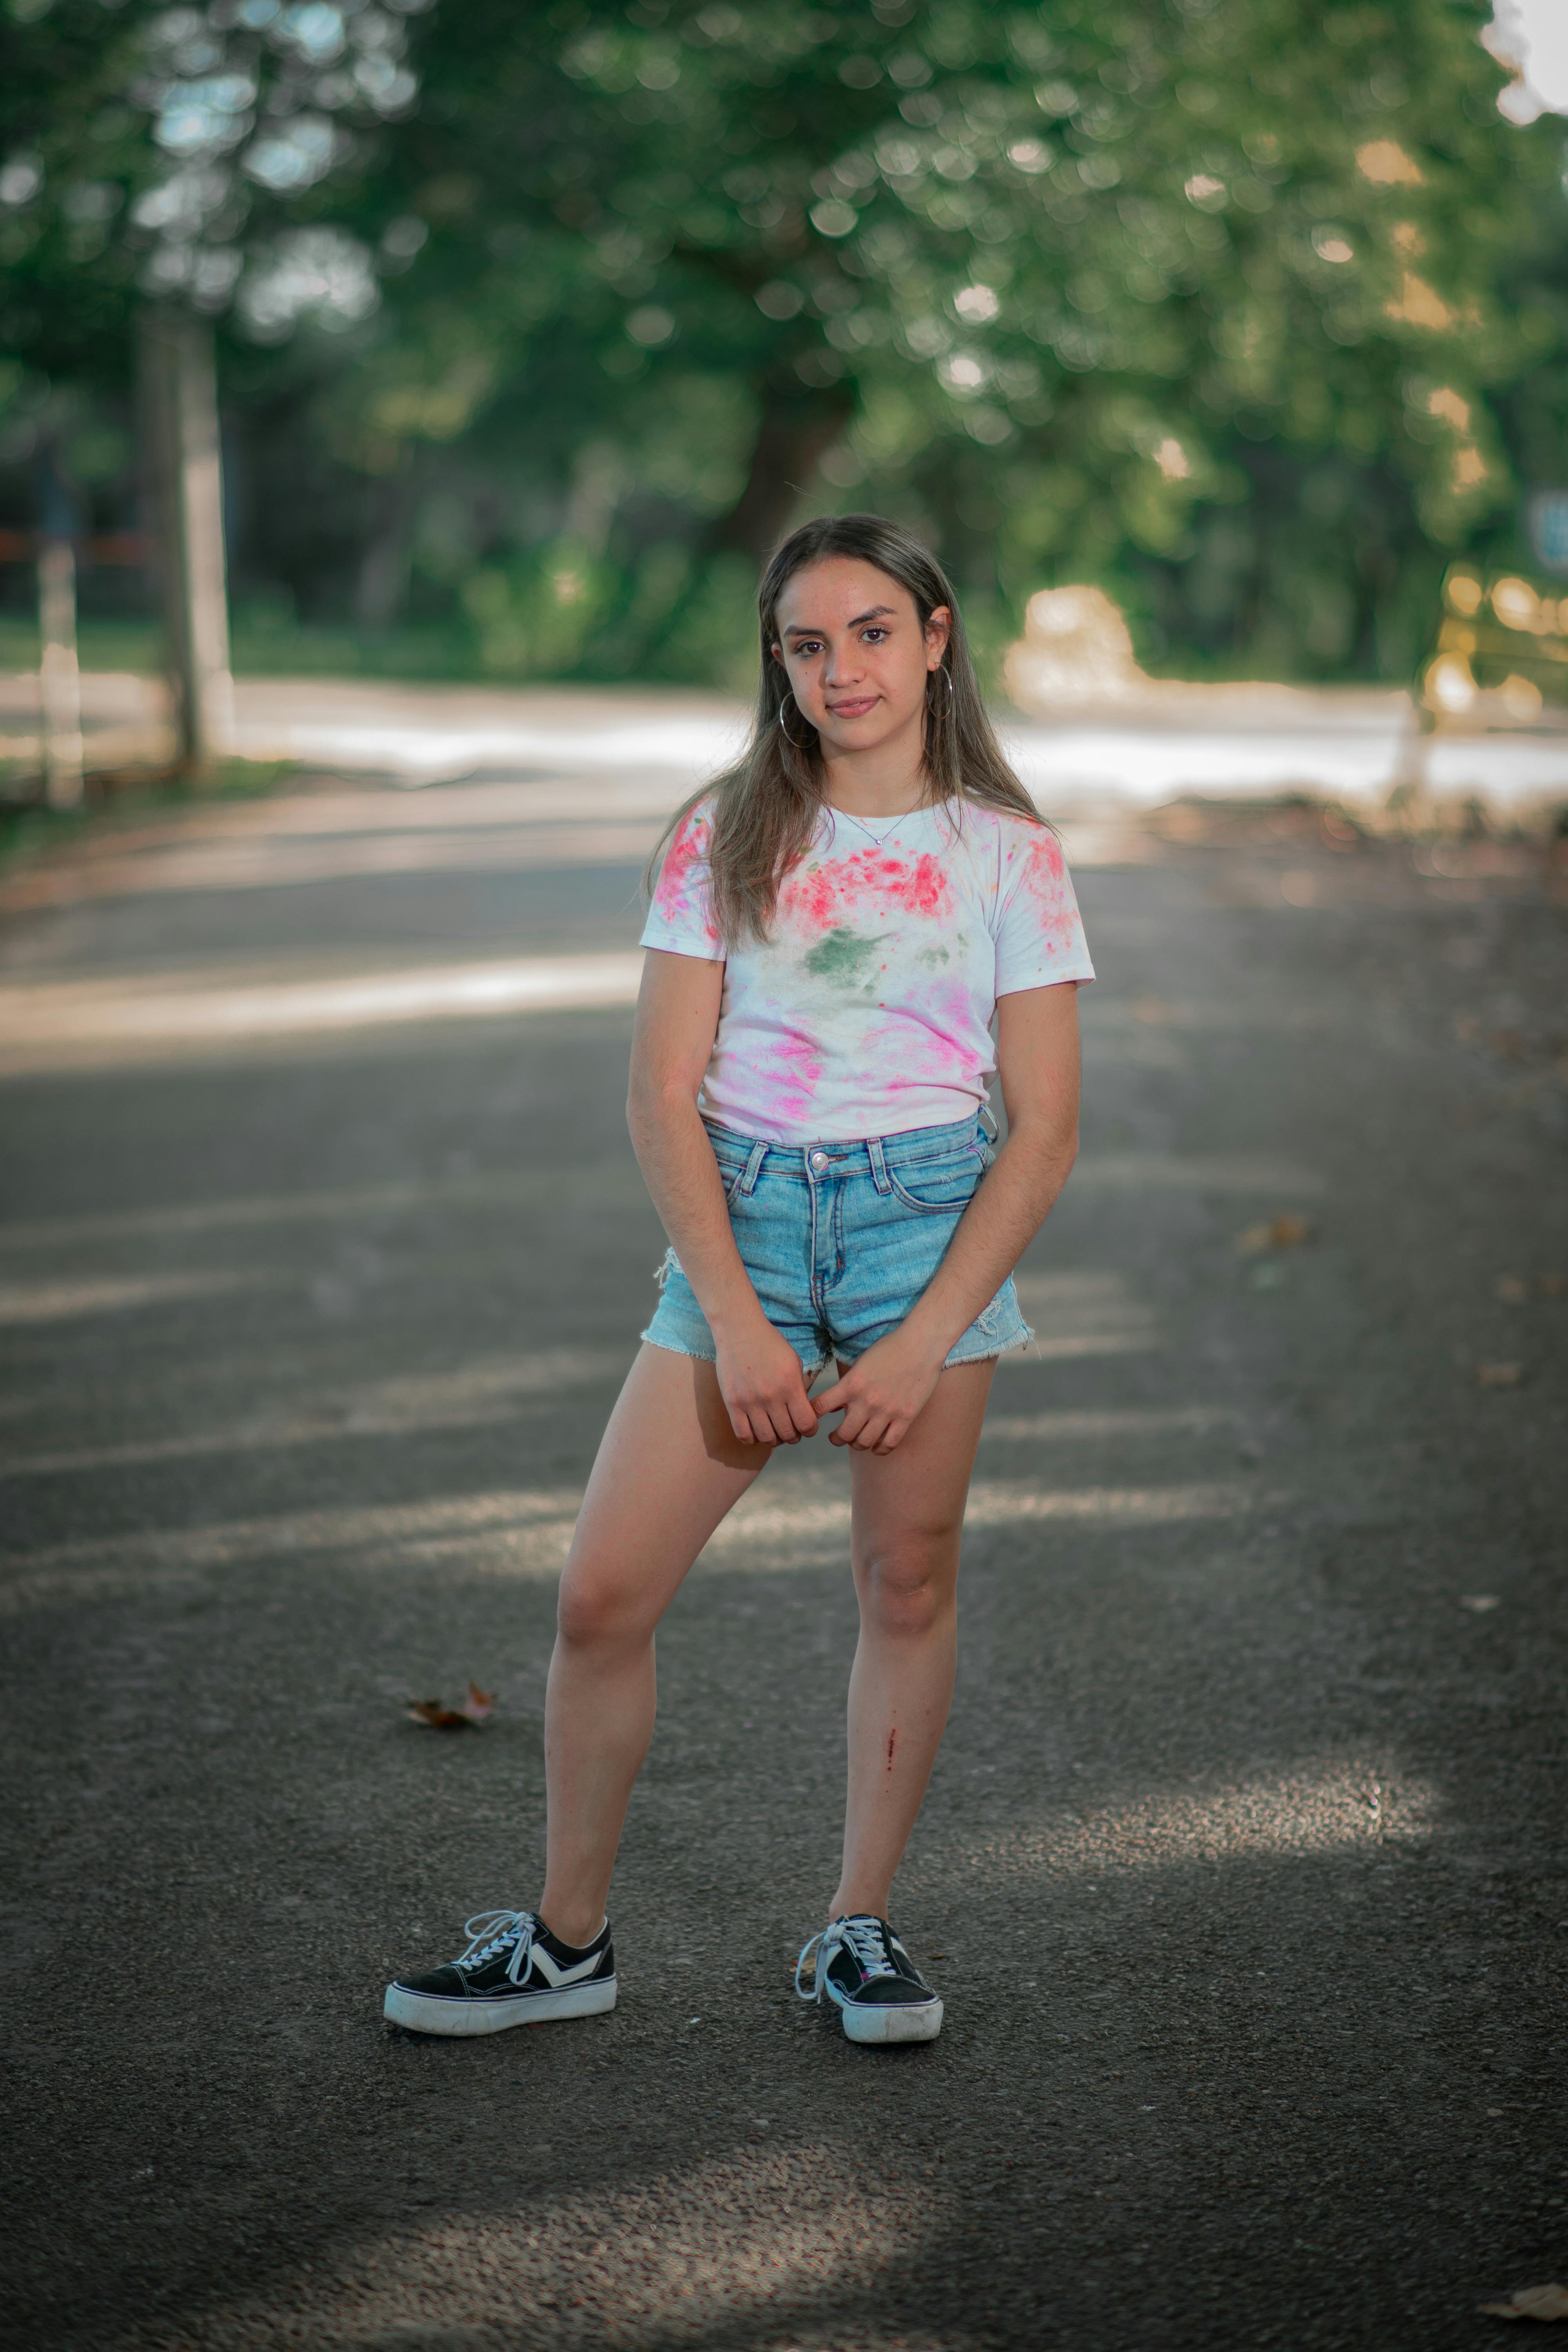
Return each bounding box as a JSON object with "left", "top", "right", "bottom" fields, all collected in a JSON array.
[
  {"left": 927, "top": 667, "right": 955, "bottom": 708},
  {"left": 777, "top": 690, "right": 813, "bottom": 749}
]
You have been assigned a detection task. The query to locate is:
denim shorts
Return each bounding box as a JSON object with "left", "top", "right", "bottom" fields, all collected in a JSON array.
[{"left": 641, "top": 1111, "right": 1033, "bottom": 1381}]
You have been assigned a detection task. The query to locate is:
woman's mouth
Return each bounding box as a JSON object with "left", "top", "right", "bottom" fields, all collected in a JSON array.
[{"left": 826, "top": 695, "right": 879, "bottom": 719}]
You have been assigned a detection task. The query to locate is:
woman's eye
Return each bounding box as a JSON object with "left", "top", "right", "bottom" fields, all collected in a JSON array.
[{"left": 862, "top": 628, "right": 889, "bottom": 643}]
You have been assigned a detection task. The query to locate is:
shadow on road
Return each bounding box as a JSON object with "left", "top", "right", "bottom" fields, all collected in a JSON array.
[{"left": 1, "top": 809, "right": 1563, "bottom": 2351}]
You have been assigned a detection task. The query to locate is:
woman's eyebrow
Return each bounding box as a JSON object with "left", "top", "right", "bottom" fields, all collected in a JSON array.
[{"left": 783, "top": 604, "right": 898, "bottom": 637}]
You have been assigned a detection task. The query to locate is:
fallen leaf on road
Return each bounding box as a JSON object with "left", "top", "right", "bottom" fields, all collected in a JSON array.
[
  {"left": 1459, "top": 1595, "right": 1501, "bottom": 1613},
  {"left": 1496, "top": 1275, "right": 1529, "bottom": 1303},
  {"left": 1539, "top": 1273, "right": 1564, "bottom": 1299},
  {"left": 407, "top": 1681, "right": 496, "bottom": 1730},
  {"left": 1130, "top": 995, "right": 1176, "bottom": 1025},
  {"left": 1477, "top": 1361, "right": 1523, "bottom": 1388},
  {"left": 1478, "top": 2284, "right": 1568, "bottom": 2321},
  {"left": 1236, "top": 1213, "right": 1315, "bottom": 1255}
]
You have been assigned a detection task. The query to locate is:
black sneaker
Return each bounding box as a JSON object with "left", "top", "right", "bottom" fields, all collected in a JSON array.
[
  {"left": 384, "top": 1908, "right": 615, "bottom": 2036},
  {"left": 795, "top": 1913, "right": 943, "bottom": 2045}
]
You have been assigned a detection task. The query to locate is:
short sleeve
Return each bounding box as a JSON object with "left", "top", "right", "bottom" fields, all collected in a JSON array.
[
  {"left": 639, "top": 800, "right": 724, "bottom": 962},
  {"left": 992, "top": 819, "right": 1096, "bottom": 995}
]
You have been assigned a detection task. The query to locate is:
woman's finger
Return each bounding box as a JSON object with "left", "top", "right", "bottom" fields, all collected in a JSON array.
[
  {"left": 787, "top": 1396, "right": 818, "bottom": 1438},
  {"left": 829, "top": 1399, "right": 870, "bottom": 1448}
]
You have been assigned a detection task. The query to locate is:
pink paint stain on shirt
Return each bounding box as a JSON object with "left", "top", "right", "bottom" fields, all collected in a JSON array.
[
  {"left": 782, "top": 846, "right": 953, "bottom": 933},
  {"left": 744, "top": 1021, "right": 824, "bottom": 1127},
  {"left": 887, "top": 973, "right": 979, "bottom": 1080},
  {"left": 653, "top": 809, "right": 715, "bottom": 932},
  {"left": 1018, "top": 827, "right": 1069, "bottom": 911}
]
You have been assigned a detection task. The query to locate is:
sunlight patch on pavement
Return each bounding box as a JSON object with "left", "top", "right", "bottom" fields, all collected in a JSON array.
[
  {"left": 0, "top": 1470, "right": 1277, "bottom": 1613},
  {"left": 0, "top": 820, "right": 667, "bottom": 910},
  {"left": 706, "top": 1477, "right": 1268, "bottom": 1557},
  {"left": 158, "top": 2143, "right": 944, "bottom": 2352},
  {"left": 0, "top": 1163, "right": 650, "bottom": 1250},
  {"left": 932, "top": 1760, "right": 1437, "bottom": 1883},
  {"left": 0, "top": 1269, "right": 269, "bottom": 1327},
  {"left": 0, "top": 1487, "right": 585, "bottom": 1615},
  {"left": 0, "top": 1371, "right": 1238, "bottom": 1484},
  {"left": 0, "top": 1348, "right": 633, "bottom": 1476},
  {"left": 980, "top": 1405, "right": 1239, "bottom": 1443},
  {"left": 1011, "top": 1268, "right": 1160, "bottom": 1359},
  {"left": 0, "top": 1149, "right": 1317, "bottom": 1253},
  {"left": 0, "top": 951, "right": 645, "bottom": 1071},
  {"left": 232, "top": 708, "right": 749, "bottom": 782},
  {"left": 1067, "top": 1151, "right": 1325, "bottom": 1196}
]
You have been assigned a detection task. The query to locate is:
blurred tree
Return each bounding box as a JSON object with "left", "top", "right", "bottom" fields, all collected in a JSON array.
[
  {"left": 0, "top": 0, "right": 430, "bottom": 748},
  {"left": 2, "top": 0, "right": 1564, "bottom": 685},
  {"left": 0, "top": 0, "right": 423, "bottom": 370}
]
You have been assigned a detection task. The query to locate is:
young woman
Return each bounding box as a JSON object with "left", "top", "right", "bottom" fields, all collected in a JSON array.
[{"left": 384, "top": 514, "right": 1092, "bottom": 2047}]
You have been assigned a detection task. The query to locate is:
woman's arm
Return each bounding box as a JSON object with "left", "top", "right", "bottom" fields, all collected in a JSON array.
[
  {"left": 811, "top": 981, "right": 1082, "bottom": 1452},
  {"left": 628, "top": 949, "right": 820, "bottom": 1447}
]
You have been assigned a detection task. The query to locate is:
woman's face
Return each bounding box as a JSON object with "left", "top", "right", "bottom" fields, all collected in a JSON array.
[{"left": 771, "top": 557, "right": 950, "bottom": 759}]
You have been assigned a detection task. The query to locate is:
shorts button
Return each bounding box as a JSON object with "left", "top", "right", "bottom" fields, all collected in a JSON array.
[{"left": 808, "top": 1149, "right": 829, "bottom": 1172}]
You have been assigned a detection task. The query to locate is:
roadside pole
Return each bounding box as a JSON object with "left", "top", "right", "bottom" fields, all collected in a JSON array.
[
  {"left": 139, "top": 306, "right": 234, "bottom": 776},
  {"left": 37, "top": 533, "right": 85, "bottom": 811}
]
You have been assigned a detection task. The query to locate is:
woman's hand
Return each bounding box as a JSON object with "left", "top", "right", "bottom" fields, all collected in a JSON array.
[
  {"left": 714, "top": 1316, "right": 821, "bottom": 1448},
  {"left": 810, "top": 1329, "right": 946, "bottom": 1454}
]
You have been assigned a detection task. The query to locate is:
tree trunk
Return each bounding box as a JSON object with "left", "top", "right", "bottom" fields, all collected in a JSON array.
[
  {"left": 38, "top": 536, "right": 84, "bottom": 810},
  {"left": 139, "top": 307, "right": 234, "bottom": 773},
  {"left": 353, "top": 460, "right": 418, "bottom": 629},
  {"left": 706, "top": 380, "right": 857, "bottom": 568}
]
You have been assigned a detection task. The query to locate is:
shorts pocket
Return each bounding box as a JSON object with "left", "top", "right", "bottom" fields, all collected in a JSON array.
[
  {"left": 885, "top": 1150, "right": 983, "bottom": 1214},
  {"left": 708, "top": 1148, "right": 749, "bottom": 1204}
]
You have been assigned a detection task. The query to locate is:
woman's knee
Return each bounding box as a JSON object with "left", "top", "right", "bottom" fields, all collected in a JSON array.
[
  {"left": 855, "top": 1535, "right": 959, "bottom": 1639},
  {"left": 556, "top": 1566, "right": 657, "bottom": 1651}
]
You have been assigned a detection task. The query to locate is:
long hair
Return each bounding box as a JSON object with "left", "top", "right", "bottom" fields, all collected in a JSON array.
[{"left": 644, "top": 512, "right": 1045, "bottom": 949}]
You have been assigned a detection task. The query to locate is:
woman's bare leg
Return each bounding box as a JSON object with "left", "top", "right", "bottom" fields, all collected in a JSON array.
[
  {"left": 830, "top": 1357, "right": 995, "bottom": 1922},
  {"left": 539, "top": 1343, "right": 775, "bottom": 1947}
]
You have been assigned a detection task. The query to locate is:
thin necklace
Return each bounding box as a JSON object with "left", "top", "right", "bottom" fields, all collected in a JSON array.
[{"left": 830, "top": 802, "right": 922, "bottom": 845}]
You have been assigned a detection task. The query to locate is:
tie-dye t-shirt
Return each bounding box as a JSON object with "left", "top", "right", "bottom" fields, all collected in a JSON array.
[{"left": 639, "top": 795, "right": 1094, "bottom": 1144}]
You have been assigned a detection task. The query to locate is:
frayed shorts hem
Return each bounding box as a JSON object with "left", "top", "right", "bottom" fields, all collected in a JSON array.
[
  {"left": 940, "top": 1325, "right": 1036, "bottom": 1368},
  {"left": 639, "top": 1327, "right": 827, "bottom": 1381},
  {"left": 637, "top": 1321, "right": 1034, "bottom": 1377}
]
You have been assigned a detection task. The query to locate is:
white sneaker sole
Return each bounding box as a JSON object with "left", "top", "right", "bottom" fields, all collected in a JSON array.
[
  {"left": 383, "top": 1975, "right": 617, "bottom": 2036},
  {"left": 830, "top": 1993, "right": 944, "bottom": 2045}
]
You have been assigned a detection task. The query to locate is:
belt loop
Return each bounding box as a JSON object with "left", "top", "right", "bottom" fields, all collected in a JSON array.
[
  {"left": 737, "top": 1140, "right": 768, "bottom": 1196},
  {"left": 867, "top": 1135, "right": 893, "bottom": 1195},
  {"left": 978, "top": 1096, "right": 999, "bottom": 1141}
]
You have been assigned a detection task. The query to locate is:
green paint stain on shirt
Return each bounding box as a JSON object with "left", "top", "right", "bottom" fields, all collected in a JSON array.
[{"left": 803, "top": 927, "right": 892, "bottom": 985}]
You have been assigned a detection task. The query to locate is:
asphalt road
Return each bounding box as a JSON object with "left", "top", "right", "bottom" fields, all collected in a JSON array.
[{"left": 1, "top": 751, "right": 1565, "bottom": 2352}]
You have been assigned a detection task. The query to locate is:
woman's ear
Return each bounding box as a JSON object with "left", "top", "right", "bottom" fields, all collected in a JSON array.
[
  {"left": 925, "top": 605, "right": 952, "bottom": 668},
  {"left": 769, "top": 641, "right": 784, "bottom": 666}
]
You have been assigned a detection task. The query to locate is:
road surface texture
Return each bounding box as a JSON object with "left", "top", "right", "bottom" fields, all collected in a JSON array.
[{"left": 1, "top": 722, "right": 1565, "bottom": 2352}]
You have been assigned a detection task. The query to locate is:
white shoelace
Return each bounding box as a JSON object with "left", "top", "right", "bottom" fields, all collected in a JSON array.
[
  {"left": 794, "top": 1914, "right": 897, "bottom": 1999},
  {"left": 838, "top": 1915, "right": 898, "bottom": 1979},
  {"left": 455, "top": 1907, "right": 537, "bottom": 1985}
]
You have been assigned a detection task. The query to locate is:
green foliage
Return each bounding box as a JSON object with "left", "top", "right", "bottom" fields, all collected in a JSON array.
[{"left": 3, "top": 0, "right": 1566, "bottom": 685}]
